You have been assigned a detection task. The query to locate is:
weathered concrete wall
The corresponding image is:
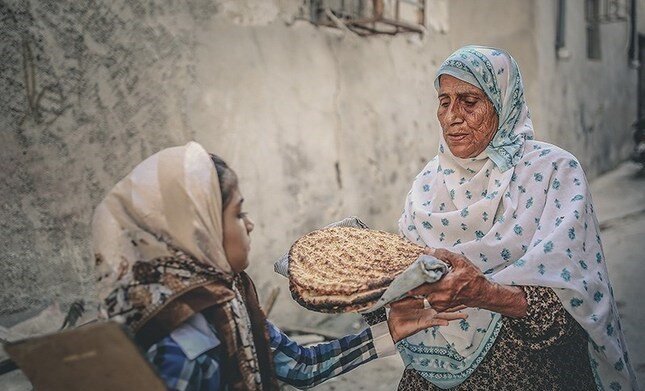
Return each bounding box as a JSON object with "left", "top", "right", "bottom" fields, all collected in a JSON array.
[
  {"left": 533, "top": 0, "right": 637, "bottom": 175},
  {"left": 444, "top": 0, "right": 539, "bottom": 105},
  {"left": 639, "top": 0, "right": 645, "bottom": 34},
  {"left": 0, "top": 0, "right": 637, "bottom": 330},
  {"left": 0, "top": 0, "right": 202, "bottom": 321},
  {"left": 446, "top": 0, "right": 637, "bottom": 176}
]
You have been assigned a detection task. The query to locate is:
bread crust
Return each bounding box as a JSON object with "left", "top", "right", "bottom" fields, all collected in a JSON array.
[{"left": 288, "top": 227, "right": 424, "bottom": 313}]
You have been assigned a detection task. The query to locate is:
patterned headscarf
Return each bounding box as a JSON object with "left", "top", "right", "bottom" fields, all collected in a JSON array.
[
  {"left": 433, "top": 45, "right": 534, "bottom": 172},
  {"left": 93, "top": 142, "right": 270, "bottom": 389},
  {"left": 398, "top": 46, "right": 637, "bottom": 390}
]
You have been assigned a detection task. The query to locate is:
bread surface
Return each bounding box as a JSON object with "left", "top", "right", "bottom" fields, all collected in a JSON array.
[{"left": 288, "top": 227, "right": 424, "bottom": 313}]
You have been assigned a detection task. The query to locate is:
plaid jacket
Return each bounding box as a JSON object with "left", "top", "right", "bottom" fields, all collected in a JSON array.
[{"left": 146, "top": 318, "right": 394, "bottom": 390}]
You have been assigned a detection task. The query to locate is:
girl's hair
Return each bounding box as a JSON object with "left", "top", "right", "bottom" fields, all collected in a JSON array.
[{"left": 209, "top": 153, "right": 238, "bottom": 209}]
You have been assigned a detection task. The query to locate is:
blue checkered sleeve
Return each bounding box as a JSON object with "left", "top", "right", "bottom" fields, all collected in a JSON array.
[
  {"left": 146, "top": 335, "right": 221, "bottom": 391},
  {"left": 268, "top": 321, "right": 379, "bottom": 389}
]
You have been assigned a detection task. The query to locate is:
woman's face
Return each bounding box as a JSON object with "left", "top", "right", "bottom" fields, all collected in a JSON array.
[
  {"left": 437, "top": 74, "right": 499, "bottom": 159},
  {"left": 222, "top": 186, "right": 255, "bottom": 273}
]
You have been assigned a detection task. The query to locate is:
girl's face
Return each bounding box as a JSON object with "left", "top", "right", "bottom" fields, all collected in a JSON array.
[
  {"left": 222, "top": 185, "right": 255, "bottom": 273},
  {"left": 437, "top": 74, "right": 499, "bottom": 158}
]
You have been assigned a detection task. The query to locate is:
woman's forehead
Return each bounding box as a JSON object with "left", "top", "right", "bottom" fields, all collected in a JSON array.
[{"left": 438, "top": 75, "right": 484, "bottom": 95}]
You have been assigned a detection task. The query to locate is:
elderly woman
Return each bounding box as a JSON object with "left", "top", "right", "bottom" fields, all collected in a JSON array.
[{"left": 366, "top": 46, "right": 638, "bottom": 390}]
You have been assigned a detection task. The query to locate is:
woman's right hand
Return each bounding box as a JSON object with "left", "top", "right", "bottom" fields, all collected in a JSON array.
[{"left": 386, "top": 296, "right": 467, "bottom": 343}]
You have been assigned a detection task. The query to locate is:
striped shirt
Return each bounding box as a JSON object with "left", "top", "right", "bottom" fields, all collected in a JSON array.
[{"left": 146, "top": 314, "right": 395, "bottom": 390}]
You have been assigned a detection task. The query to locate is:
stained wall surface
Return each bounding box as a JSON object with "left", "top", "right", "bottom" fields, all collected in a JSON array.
[{"left": 0, "top": 0, "right": 637, "bottom": 329}]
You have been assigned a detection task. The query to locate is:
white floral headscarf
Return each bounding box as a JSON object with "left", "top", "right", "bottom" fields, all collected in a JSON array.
[{"left": 398, "top": 46, "right": 638, "bottom": 390}]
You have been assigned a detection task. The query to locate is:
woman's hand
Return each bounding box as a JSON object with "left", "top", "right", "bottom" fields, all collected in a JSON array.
[
  {"left": 411, "top": 248, "right": 528, "bottom": 318},
  {"left": 410, "top": 248, "right": 491, "bottom": 312},
  {"left": 386, "top": 297, "right": 467, "bottom": 343}
]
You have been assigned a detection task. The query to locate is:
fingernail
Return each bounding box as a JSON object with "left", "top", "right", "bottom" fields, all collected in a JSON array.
[{"left": 426, "top": 247, "right": 436, "bottom": 255}]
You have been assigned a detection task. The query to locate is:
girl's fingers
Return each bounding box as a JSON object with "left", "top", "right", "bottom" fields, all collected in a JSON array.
[
  {"left": 417, "top": 313, "right": 446, "bottom": 327},
  {"left": 390, "top": 296, "right": 423, "bottom": 310},
  {"left": 433, "top": 311, "right": 468, "bottom": 320},
  {"left": 444, "top": 305, "right": 467, "bottom": 312}
]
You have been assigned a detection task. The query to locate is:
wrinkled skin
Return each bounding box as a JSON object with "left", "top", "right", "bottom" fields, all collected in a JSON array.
[
  {"left": 437, "top": 74, "right": 499, "bottom": 158},
  {"left": 410, "top": 248, "right": 527, "bottom": 319}
]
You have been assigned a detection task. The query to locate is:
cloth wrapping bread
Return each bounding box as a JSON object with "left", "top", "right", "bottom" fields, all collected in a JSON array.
[
  {"left": 361, "top": 254, "right": 448, "bottom": 313},
  {"left": 287, "top": 226, "right": 449, "bottom": 313}
]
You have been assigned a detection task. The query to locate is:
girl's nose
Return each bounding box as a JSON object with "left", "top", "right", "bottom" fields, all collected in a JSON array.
[{"left": 245, "top": 216, "right": 255, "bottom": 233}]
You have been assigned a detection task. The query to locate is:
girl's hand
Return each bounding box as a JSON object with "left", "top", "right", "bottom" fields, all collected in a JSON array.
[{"left": 386, "top": 296, "right": 467, "bottom": 343}]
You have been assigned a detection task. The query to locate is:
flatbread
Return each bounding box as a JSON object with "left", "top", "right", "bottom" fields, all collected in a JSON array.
[{"left": 288, "top": 227, "right": 424, "bottom": 313}]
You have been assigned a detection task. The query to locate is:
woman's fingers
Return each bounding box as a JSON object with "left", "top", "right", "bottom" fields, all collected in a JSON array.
[
  {"left": 423, "top": 247, "right": 436, "bottom": 255},
  {"left": 433, "top": 248, "right": 463, "bottom": 265},
  {"left": 408, "top": 284, "right": 430, "bottom": 297}
]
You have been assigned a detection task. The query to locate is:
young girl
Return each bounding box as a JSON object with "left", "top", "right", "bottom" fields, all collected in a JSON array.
[{"left": 93, "top": 142, "right": 465, "bottom": 390}]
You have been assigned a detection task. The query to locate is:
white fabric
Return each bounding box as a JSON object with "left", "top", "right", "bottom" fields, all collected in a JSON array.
[
  {"left": 170, "top": 313, "right": 221, "bottom": 360},
  {"left": 371, "top": 322, "right": 397, "bottom": 357}
]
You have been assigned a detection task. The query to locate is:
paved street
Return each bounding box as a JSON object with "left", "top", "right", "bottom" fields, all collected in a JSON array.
[{"left": 592, "top": 162, "right": 645, "bottom": 386}]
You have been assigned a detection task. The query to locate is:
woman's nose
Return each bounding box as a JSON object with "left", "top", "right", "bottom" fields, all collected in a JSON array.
[{"left": 445, "top": 101, "right": 463, "bottom": 124}]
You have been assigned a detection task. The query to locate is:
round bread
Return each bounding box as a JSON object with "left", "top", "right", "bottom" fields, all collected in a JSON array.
[{"left": 288, "top": 227, "right": 424, "bottom": 313}]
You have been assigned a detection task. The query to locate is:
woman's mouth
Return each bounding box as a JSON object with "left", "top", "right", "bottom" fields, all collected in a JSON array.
[{"left": 447, "top": 133, "right": 468, "bottom": 142}]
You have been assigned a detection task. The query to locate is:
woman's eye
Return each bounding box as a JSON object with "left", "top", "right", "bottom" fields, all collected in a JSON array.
[{"left": 238, "top": 212, "right": 248, "bottom": 219}]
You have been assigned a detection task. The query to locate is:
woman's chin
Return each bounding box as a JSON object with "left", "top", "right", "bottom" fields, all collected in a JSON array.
[{"left": 446, "top": 145, "right": 473, "bottom": 159}]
